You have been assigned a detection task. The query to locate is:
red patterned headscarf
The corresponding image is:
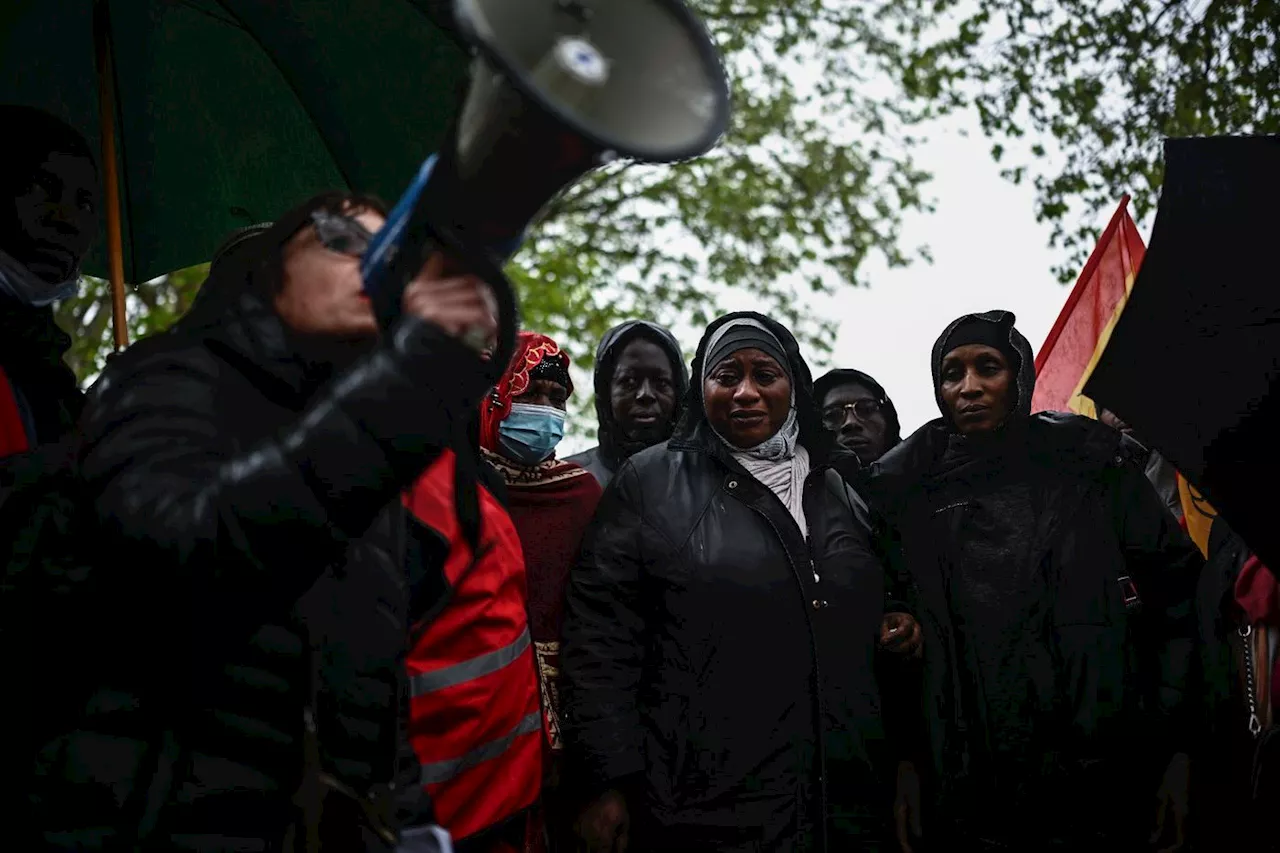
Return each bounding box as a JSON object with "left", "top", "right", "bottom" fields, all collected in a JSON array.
[{"left": 479, "top": 331, "right": 573, "bottom": 452}]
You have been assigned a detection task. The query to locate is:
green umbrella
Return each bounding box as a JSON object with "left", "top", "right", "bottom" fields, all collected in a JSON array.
[{"left": 0, "top": 0, "right": 467, "bottom": 348}]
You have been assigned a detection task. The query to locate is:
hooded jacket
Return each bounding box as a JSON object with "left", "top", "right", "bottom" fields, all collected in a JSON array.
[
  {"left": 22, "top": 211, "right": 490, "bottom": 850},
  {"left": 560, "top": 312, "right": 896, "bottom": 851},
  {"left": 865, "top": 310, "right": 1203, "bottom": 846},
  {"left": 566, "top": 320, "right": 689, "bottom": 488}
]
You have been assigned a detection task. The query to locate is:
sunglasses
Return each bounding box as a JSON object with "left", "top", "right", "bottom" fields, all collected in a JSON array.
[
  {"left": 309, "top": 209, "right": 375, "bottom": 258},
  {"left": 820, "top": 399, "right": 884, "bottom": 430}
]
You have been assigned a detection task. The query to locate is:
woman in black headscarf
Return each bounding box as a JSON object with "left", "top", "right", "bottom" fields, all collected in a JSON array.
[
  {"left": 865, "top": 310, "right": 1203, "bottom": 851},
  {"left": 560, "top": 312, "right": 917, "bottom": 852}
]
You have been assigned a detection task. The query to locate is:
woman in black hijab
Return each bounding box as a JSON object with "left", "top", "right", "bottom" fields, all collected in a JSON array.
[
  {"left": 866, "top": 310, "right": 1203, "bottom": 851},
  {"left": 561, "top": 312, "right": 915, "bottom": 852}
]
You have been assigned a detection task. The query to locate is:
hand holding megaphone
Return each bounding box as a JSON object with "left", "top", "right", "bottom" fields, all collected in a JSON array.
[{"left": 401, "top": 252, "right": 497, "bottom": 354}]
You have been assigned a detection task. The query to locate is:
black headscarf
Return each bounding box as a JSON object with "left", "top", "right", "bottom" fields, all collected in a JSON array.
[
  {"left": 813, "top": 368, "right": 903, "bottom": 451},
  {"left": 0, "top": 106, "right": 96, "bottom": 193},
  {"left": 673, "top": 311, "right": 827, "bottom": 457},
  {"left": 932, "top": 309, "right": 1035, "bottom": 428},
  {"left": 590, "top": 320, "right": 689, "bottom": 468},
  {"left": 0, "top": 106, "right": 97, "bottom": 254}
]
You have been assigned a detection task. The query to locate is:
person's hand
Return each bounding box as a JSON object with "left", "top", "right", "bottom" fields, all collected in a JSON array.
[
  {"left": 401, "top": 252, "right": 496, "bottom": 352},
  {"left": 575, "top": 789, "right": 629, "bottom": 853},
  {"left": 880, "top": 612, "right": 923, "bottom": 659},
  {"left": 894, "top": 760, "right": 923, "bottom": 853},
  {"left": 1150, "top": 751, "right": 1190, "bottom": 852}
]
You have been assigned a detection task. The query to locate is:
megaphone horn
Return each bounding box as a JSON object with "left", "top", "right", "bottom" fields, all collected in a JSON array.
[{"left": 362, "top": 0, "right": 731, "bottom": 369}]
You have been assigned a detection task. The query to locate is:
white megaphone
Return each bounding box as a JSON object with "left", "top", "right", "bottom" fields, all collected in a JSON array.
[{"left": 361, "top": 0, "right": 731, "bottom": 367}]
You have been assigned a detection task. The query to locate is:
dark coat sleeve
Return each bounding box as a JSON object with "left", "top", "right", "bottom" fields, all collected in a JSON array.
[
  {"left": 559, "top": 461, "right": 653, "bottom": 792},
  {"left": 1107, "top": 455, "right": 1204, "bottom": 756},
  {"left": 866, "top": 501, "right": 929, "bottom": 767},
  {"left": 79, "top": 317, "right": 488, "bottom": 627}
]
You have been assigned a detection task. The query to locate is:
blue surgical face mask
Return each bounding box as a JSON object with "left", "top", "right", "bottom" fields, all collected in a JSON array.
[{"left": 498, "top": 403, "right": 567, "bottom": 466}]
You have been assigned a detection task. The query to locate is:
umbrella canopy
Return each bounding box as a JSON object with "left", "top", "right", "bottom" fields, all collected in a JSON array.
[
  {"left": 0, "top": 0, "right": 467, "bottom": 285},
  {"left": 1085, "top": 135, "right": 1280, "bottom": 567}
]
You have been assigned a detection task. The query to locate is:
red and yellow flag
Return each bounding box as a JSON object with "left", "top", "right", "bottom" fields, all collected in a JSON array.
[
  {"left": 1032, "top": 195, "right": 1146, "bottom": 417},
  {"left": 1032, "top": 195, "right": 1216, "bottom": 556}
]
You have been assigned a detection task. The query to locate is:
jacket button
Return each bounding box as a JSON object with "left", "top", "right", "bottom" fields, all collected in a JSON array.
[{"left": 812, "top": 599, "right": 828, "bottom": 610}]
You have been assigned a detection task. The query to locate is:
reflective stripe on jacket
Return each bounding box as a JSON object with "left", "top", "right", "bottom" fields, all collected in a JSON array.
[{"left": 404, "top": 450, "right": 542, "bottom": 842}]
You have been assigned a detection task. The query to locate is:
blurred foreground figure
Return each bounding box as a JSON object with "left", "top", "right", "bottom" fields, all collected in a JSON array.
[
  {"left": 568, "top": 320, "right": 687, "bottom": 489},
  {"left": 0, "top": 105, "right": 99, "bottom": 456},
  {"left": 866, "top": 310, "right": 1203, "bottom": 852},
  {"left": 19, "top": 192, "right": 496, "bottom": 850},
  {"left": 562, "top": 312, "right": 915, "bottom": 852}
]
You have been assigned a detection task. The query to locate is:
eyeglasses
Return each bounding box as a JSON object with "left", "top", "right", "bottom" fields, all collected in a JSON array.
[
  {"left": 821, "top": 399, "right": 883, "bottom": 430},
  {"left": 310, "top": 209, "right": 375, "bottom": 258}
]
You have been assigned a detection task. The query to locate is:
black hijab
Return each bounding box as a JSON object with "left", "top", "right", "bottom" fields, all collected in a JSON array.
[{"left": 590, "top": 320, "right": 689, "bottom": 468}]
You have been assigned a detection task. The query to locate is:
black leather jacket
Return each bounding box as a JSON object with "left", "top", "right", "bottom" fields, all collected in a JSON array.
[
  {"left": 560, "top": 313, "right": 897, "bottom": 852},
  {"left": 27, "top": 283, "right": 487, "bottom": 850}
]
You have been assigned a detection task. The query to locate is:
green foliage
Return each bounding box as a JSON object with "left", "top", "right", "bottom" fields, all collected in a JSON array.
[
  {"left": 897, "top": 0, "right": 1280, "bottom": 282},
  {"left": 55, "top": 264, "right": 209, "bottom": 383}
]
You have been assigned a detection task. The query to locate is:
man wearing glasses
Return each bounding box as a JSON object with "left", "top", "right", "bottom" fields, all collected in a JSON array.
[{"left": 814, "top": 369, "right": 902, "bottom": 467}]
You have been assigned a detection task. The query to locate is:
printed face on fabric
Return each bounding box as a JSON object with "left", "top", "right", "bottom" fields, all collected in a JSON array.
[
  {"left": 938, "top": 344, "right": 1014, "bottom": 435},
  {"left": 822, "top": 381, "right": 889, "bottom": 464},
  {"left": 274, "top": 206, "right": 383, "bottom": 340},
  {"left": 10, "top": 152, "right": 99, "bottom": 283},
  {"left": 610, "top": 336, "right": 678, "bottom": 445},
  {"left": 703, "top": 347, "right": 792, "bottom": 449}
]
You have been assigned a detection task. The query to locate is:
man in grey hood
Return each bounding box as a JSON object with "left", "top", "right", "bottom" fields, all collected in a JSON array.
[{"left": 568, "top": 320, "right": 689, "bottom": 488}]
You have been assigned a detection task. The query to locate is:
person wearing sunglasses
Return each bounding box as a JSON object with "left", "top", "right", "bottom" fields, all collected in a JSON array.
[
  {"left": 21, "top": 191, "right": 496, "bottom": 851},
  {"left": 814, "top": 369, "right": 902, "bottom": 468}
]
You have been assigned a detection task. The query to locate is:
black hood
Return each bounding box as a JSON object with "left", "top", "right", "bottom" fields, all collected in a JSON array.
[
  {"left": 813, "top": 368, "right": 903, "bottom": 450},
  {"left": 591, "top": 319, "right": 690, "bottom": 466},
  {"left": 672, "top": 312, "right": 826, "bottom": 455},
  {"left": 931, "top": 309, "right": 1036, "bottom": 426}
]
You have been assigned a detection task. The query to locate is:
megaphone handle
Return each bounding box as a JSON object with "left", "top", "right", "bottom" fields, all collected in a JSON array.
[{"left": 370, "top": 236, "right": 519, "bottom": 386}]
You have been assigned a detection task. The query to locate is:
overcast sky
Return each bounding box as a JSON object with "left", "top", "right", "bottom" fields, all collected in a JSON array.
[{"left": 812, "top": 113, "right": 1108, "bottom": 435}]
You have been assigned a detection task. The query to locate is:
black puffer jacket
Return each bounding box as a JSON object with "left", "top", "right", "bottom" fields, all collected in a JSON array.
[
  {"left": 865, "top": 310, "right": 1203, "bottom": 847},
  {"left": 561, "top": 313, "right": 895, "bottom": 852},
  {"left": 25, "top": 259, "right": 488, "bottom": 849},
  {"left": 567, "top": 320, "right": 688, "bottom": 489}
]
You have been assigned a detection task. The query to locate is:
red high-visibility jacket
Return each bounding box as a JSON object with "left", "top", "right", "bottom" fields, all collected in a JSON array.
[{"left": 404, "top": 450, "right": 542, "bottom": 842}]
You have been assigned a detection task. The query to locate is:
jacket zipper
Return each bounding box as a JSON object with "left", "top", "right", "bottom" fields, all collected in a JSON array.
[{"left": 737, "top": 469, "right": 830, "bottom": 852}]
